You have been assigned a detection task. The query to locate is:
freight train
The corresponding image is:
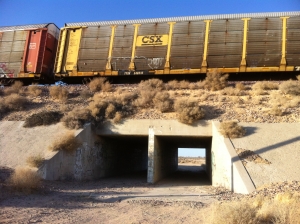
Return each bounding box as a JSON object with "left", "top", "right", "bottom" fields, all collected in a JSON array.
[{"left": 0, "top": 11, "right": 300, "bottom": 84}]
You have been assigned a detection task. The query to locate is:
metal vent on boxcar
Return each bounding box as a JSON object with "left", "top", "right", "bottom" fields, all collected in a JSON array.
[
  {"left": 247, "top": 17, "right": 282, "bottom": 67},
  {"left": 286, "top": 17, "right": 300, "bottom": 66},
  {"left": 78, "top": 26, "right": 112, "bottom": 71},
  {"left": 170, "top": 21, "right": 204, "bottom": 69},
  {"left": 112, "top": 25, "right": 134, "bottom": 70},
  {"left": 287, "top": 17, "right": 300, "bottom": 29},
  {"left": 207, "top": 19, "right": 243, "bottom": 68}
]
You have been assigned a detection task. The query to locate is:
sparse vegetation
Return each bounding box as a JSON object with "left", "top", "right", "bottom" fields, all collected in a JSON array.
[
  {"left": 7, "top": 167, "right": 41, "bottom": 193},
  {"left": 49, "top": 86, "right": 69, "bottom": 102},
  {"left": 268, "top": 106, "right": 284, "bottom": 116},
  {"left": 204, "top": 192, "right": 300, "bottom": 224},
  {"left": 219, "top": 121, "right": 246, "bottom": 138},
  {"left": 88, "top": 77, "right": 112, "bottom": 92},
  {"left": 153, "top": 91, "right": 173, "bottom": 112},
  {"left": 27, "top": 85, "right": 42, "bottom": 97},
  {"left": 202, "top": 70, "right": 229, "bottom": 91},
  {"left": 23, "top": 111, "right": 63, "bottom": 128},
  {"left": 174, "top": 99, "right": 205, "bottom": 124},
  {"left": 80, "top": 89, "right": 92, "bottom": 99},
  {"left": 0, "top": 94, "right": 27, "bottom": 114},
  {"left": 4, "top": 81, "right": 23, "bottom": 95},
  {"left": 62, "top": 108, "right": 91, "bottom": 129},
  {"left": 49, "top": 132, "right": 80, "bottom": 152},
  {"left": 26, "top": 154, "right": 44, "bottom": 168},
  {"left": 279, "top": 80, "right": 300, "bottom": 96}
]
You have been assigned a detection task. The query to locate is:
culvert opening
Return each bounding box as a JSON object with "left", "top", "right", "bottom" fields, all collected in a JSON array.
[
  {"left": 97, "top": 135, "right": 148, "bottom": 181},
  {"left": 150, "top": 136, "right": 212, "bottom": 186}
]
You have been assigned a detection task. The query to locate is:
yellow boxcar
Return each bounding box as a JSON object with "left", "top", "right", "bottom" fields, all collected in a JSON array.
[{"left": 54, "top": 11, "right": 300, "bottom": 78}]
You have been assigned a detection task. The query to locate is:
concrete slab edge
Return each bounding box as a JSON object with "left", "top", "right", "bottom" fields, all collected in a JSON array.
[{"left": 212, "top": 121, "right": 256, "bottom": 194}]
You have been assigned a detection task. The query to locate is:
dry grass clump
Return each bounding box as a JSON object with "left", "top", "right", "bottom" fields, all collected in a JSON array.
[
  {"left": 23, "top": 111, "right": 63, "bottom": 128},
  {"left": 138, "top": 78, "right": 164, "bottom": 91},
  {"left": 4, "top": 81, "right": 23, "bottom": 95},
  {"left": 49, "top": 132, "right": 80, "bottom": 152},
  {"left": 202, "top": 70, "right": 229, "bottom": 91},
  {"left": 166, "top": 80, "right": 179, "bottom": 90},
  {"left": 26, "top": 154, "right": 44, "bottom": 168},
  {"left": 88, "top": 77, "right": 111, "bottom": 92},
  {"left": 204, "top": 192, "right": 300, "bottom": 224},
  {"left": 279, "top": 80, "right": 300, "bottom": 96},
  {"left": 0, "top": 94, "right": 27, "bottom": 114},
  {"left": 268, "top": 106, "right": 284, "bottom": 116},
  {"left": 252, "top": 81, "right": 279, "bottom": 92},
  {"left": 174, "top": 99, "right": 205, "bottom": 124},
  {"left": 7, "top": 167, "right": 41, "bottom": 193},
  {"left": 49, "top": 86, "right": 69, "bottom": 102},
  {"left": 153, "top": 91, "right": 173, "bottom": 112},
  {"left": 113, "top": 111, "right": 122, "bottom": 124},
  {"left": 219, "top": 121, "right": 246, "bottom": 138},
  {"left": 296, "top": 75, "right": 300, "bottom": 81},
  {"left": 27, "top": 85, "right": 42, "bottom": 97},
  {"left": 235, "top": 82, "right": 246, "bottom": 91},
  {"left": 134, "top": 89, "right": 157, "bottom": 108},
  {"left": 62, "top": 108, "right": 91, "bottom": 129},
  {"left": 222, "top": 87, "right": 244, "bottom": 96}
]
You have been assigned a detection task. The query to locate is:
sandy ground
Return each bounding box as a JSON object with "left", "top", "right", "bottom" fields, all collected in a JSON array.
[{"left": 0, "top": 160, "right": 217, "bottom": 224}]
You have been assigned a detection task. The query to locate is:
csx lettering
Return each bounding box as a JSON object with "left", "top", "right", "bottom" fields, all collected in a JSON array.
[{"left": 142, "top": 35, "right": 163, "bottom": 44}]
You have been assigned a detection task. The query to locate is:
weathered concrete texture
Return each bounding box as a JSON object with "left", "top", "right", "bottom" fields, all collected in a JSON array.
[
  {"left": 211, "top": 122, "right": 256, "bottom": 194},
  {"left": 231, "top": 123, "right": 300, "bottom": 189},
  {"left": 39, "top": 124, "right": 102, "bottom": 181},
  {"left": 96, "top": 120, "right": 211, "bottom": 136},
  {"left": 0, "top": 121, "right": 69, "bottom": 168}
]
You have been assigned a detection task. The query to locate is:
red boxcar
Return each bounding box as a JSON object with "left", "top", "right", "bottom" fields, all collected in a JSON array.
[{"left": 0, "top": 23, "right": 59, "bottom": 83}]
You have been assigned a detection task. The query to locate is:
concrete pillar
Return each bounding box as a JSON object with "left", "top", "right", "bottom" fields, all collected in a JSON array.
[{"left": 147, "top": 127, "right": 178, "bottom": 183}]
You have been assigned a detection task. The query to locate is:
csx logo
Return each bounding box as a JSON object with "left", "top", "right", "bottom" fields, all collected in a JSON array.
[
  {"left": 136, "top": 34, "right": 168, "bottom": 46},
  {"left": 142, "top": 35, "right": 163, "bottom": 44}
]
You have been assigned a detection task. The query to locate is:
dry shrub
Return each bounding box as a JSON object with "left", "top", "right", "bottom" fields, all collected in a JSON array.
[
  {"left": 27, "top": 85, "right": 42, "bottom": 97},
  {"left": 49, "top": 132, "right": 80, "bottom": 152},
  {"left": 222, "top": 87, "right": 243, "bottom": 96},
  {"left": 79, "top": 89, "right": 92, "bottom": 99},
  {"left": 153, "top": 91, "right": 173, "bottom": 112},
  {"left": 7, "top": 167, "right": 41, "bottom": 193},
  {"left": 204, "top": 199, "right": 258, "bottom": 224},
  {"left": 138, "top": 78, "right": 164, "bottom": 91},
  {"left": 269, "top": 92, "right": 288, "bottom": 107},
  {"left": 24, "top": 111, "right": 63, "bottom": 127},
  {"left": 205, "top": 192, "right": 300, "bottom": 224},
  {"left": 202, "top": 70, "right": 229, "bottom": 91},
  {"left": 49, "top": 86, "right": 69, "bottom": 102},
  {"left": 62, "top": 108, "right": 91, "bottom": 129},
  {"left": 219, "top": 121, "right": 246, "bottom": 138},
  {"left": 4, "top": 81, "right": 23, "bottom": 95},
  {"left": 178, "top": 80, "right": 190, "bottom": 89},
  {"left": 88, "top": 77, "right": 112, "bottom": 92},
  {"left": 235, "top": 82, "right": 246, "bottom": 91},
  {"left": 117, "top": 92, "right": 138, "bottom": 105},
  {"left": 166, "top": 80, "right": 179, "bottom": 90},
  {"left": 105, "top": 103, "right": 116, "bottom": 119},
  {"left": 134, "top": 89, "right": 157, "bottom": 108},
  {"left": 285, "top": 97, "right": 300, "bottom": 108},
  {"left": 279, "top": 80, "right": 300, "bottom": 96},
  {"left": 269, "top": 106, "right": 284, "bottom": 116},
  {"left": 252, "top": 81, "right": 279, "bottom": 91},
  {"left": 89, "top": 96, "right": 109, "bottom": 120},
  {"left": 1, "top": 94, "right": 27, "bottom": 111},
  {"left": 113, "top": 111, "right": 122, "bottom": 124},
  {"left": 296, "top": 75, "right": 300, "bottom": 81},
  {"left": 174, "top": 99, "right": 205, "bottom": 124},
  {"left": 26, "top": 154, "right": 44, "bottom": 168}
]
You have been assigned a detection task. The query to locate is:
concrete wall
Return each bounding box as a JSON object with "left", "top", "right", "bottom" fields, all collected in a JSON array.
[
  {"left": 39, "top": 124, "right": 103, "bottom": 180},
  {"left": 211, "top": 122, "right": 255, "bottom": 194}
]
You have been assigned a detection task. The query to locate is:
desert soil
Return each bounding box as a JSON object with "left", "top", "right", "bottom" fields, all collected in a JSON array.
[{"left": 1, "top": 159, "right": 218, "bottom": 224}]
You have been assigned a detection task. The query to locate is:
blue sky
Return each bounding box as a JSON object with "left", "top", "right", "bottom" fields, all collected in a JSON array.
[
  {"left": 1, "top": 0, "right": 300, "bottom": 28},
  {"left": 178, "top": 148, "right": 206, "bottom": 157}
]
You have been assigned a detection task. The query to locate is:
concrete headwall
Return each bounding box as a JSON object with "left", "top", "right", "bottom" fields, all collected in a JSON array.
[{"left": 211, "top": 122, "right": 256, "bottom": 194}]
